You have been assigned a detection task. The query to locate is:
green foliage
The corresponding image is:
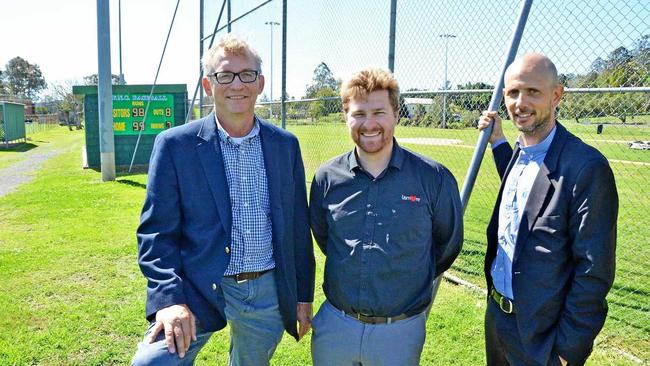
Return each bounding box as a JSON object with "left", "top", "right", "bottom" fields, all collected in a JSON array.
[
  {"left": 0, "top": 70, "right": 7, "bottom": 95},
  {"left": 307, "top": 87, "right": 339, "bottom": 120},
  {"left": 3, "top": 56, "right": 47, "bottom": 99},
  {"left": 452, "top": 82, "right": 493, "bottom": 114},
  {"left": 83, "top": 73, "right": 123, "bottom": 85},
  {"left": 304, "top": 62, "right": 339, "bottom": 99},
  {"left": 255, "top": 106, "right": 272, "bottom": 119},
  {"left": 560, "top": 33, "right": 650, "bottom": 123}
]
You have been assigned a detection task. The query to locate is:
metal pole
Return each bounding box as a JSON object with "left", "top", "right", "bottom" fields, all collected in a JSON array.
[
  {"left": 281, "top": 0, "right": 287, "bottom": 129},
  {"left": 199, "top": 0, "right": 204, "bottom": 118},
  {"left": 96, "top": 0, "right": 115, "bottom": 181},
  {"left": 460, "top": 0, "right": 533, "bottom": 211},
  {"left": 443, "top": 36, "right": 447, "bottom": 128},
  {"left": 200, "top": 1, "right": 275, "bottom": 42},
  {"left": 128, "top": 0, "right": 181, "bottom": 173},
  {"left": 269, "top": 24, "right": 274, "bottom": 101},
  {"left": 227, "top": 0, "right": 231, "bottom": 32},
  {"left": 388, "top": 0, "right": 397, "bottom": 72},
  {"left": 439, "top": 34, "right": 456, "bottom": 129},
  {"left": 118, "top": 0, "right": 125, "bottom": 85},
  {"left": 186, "top": 0, "right": 227, "bottom": 125},
  {"left": 431, "top": 0, "right": 534, "bottom": 305},
  {"left": 265, "top": 21, "right": 280, "bottom": 101}
]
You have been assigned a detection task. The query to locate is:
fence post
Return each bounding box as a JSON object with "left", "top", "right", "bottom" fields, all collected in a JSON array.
[
  {"left": 281, "top": 0, "right": 288, "bottom": 129},
  {"left": 388, "top": 0, "right": 397, "bottom": 73}
]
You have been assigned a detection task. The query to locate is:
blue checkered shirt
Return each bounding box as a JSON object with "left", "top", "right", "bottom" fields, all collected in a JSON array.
[{"left": 217, "top": 117, "right": 275, "bottom": 275}]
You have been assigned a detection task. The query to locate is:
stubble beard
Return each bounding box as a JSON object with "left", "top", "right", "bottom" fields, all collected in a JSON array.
[{"left": 515, "top": 106, "right": 553, "bottom": 138}]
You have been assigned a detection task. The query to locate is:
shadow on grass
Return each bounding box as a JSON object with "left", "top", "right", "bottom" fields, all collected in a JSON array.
[
  {"left": 0, "top": 142, "right": 38, "bottom": 152},
  {"left": 85, "top": 165, "right": 149, "bottom": 175},
  {"left": 610, "top": 283, "right": 650, "bottom": 298},
  {"left": 450, "top": 265, "right": 484, "bottom": 278},
  {"left": 608, "top": 313, "right": 650, "bottom": 333},
  {"left": 117, "top": 179, "right": 147, "bottom": 189}
]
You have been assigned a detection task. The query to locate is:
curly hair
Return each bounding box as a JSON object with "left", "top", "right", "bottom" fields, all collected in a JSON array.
[{"left": 340, "top": 68, "right": 400, "bottom": 114}]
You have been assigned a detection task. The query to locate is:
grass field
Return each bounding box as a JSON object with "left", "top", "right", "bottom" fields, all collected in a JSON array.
[{"left": 0, "top": 125, "right": 646, "bottom": 364}]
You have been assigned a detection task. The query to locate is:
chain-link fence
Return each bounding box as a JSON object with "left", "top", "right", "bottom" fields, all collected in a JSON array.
[{"left": 201, "top": 0, "right": 649, "bottom": 362}]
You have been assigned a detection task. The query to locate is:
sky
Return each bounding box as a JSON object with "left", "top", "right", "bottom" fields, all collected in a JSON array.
[{"left": 1, "top": 0, "right": 647, "bottom": 101}]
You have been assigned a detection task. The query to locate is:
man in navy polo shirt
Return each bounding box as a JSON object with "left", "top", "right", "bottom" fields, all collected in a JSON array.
[{"left": 309, "top": 67, "right": 463, "bottom": 366}]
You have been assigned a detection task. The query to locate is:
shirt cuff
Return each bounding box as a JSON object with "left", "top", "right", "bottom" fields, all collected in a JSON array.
[
  {"left": 491, "top": 138, "right": 507, "bottom": 149},
  {"left": 298, "top": 302, "right": 312, "bottom": 305}
]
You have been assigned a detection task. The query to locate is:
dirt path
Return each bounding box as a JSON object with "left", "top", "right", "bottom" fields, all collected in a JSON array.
[{"left": 0, "top": 143, "right": 66, "bottom": 197}]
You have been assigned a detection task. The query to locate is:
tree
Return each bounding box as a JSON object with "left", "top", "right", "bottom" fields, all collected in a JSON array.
[
  {"left": 3, "top": 56, "right": 47, "bottom": 99},
  {"left": 305, "top": 62, "right": 339, "bottom": 98},
  {"left": 590, "top": 57, "right": 606, "bottom": 74},
  {"left": 605, "top": 46, "right": 632, "bottom": 70},
  {"left": 307, "top": 87, "right": 338, "bottom": 121},
  {"left": 42, "top": 80, "right": 82, "bottom": 113},
  {"left": 453, "top": 82, "right": 493, "bottom": 113},
  {"left": 0, "top": 70, "right": 7, "bottom": 95},
  {"left": 83, "top": 73, "right": 122, "bottom": 85},
  {"left": 558, "top": 73, "right": 577, "bottom": 87}
]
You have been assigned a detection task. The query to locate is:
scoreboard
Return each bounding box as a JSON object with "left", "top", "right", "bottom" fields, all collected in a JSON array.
[{"left": 112, "top": 94, "right": 175, "bottom": 135}]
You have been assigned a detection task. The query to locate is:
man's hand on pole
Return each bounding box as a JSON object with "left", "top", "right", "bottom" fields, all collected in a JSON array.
[{"left": 478, "top": 111, "right": 506, "bottom": 144}]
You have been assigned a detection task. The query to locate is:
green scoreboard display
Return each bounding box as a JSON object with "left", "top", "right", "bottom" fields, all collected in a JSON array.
[
  {"left": 73, "top": 84, "right": 187, "bottom": 168},
  {"left": 112, "top": 94, "right": 175, "bottom": 135}
]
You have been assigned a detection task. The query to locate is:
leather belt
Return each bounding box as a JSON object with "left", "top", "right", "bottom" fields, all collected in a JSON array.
[
  {"left": 335, "top": 305, "right": 415, "bottom": 324},
  {"left": 346, "top": 311, "right": 409, "bottom": 324},
  {"left": 490, "top": 288, "right": 515, "bottom": 314},
  {"left": 225, "top": 269, "right": 272, "bottom": 283}
]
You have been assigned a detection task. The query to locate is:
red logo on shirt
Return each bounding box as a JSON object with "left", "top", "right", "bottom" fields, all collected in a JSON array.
[{"left": 401, "top": 194, "right": 421, "bottom": 202}]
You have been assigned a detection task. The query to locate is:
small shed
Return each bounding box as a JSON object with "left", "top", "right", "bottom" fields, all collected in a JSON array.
[{"left": 0, "top": 101, "right": 26, "bottom": 147}]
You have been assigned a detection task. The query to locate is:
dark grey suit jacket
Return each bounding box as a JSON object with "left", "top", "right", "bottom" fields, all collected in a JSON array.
[{"left": 485, "top": 122, "right": 618, "bottom": 365}]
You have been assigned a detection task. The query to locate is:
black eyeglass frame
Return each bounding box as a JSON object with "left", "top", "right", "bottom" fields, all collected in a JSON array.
[{"left": 210, "top": 70, "right": 260, "bottom": 84}]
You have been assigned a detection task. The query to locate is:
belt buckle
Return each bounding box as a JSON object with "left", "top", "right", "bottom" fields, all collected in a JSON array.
[
  {"left": 499, "top": 297, "right": 513, "bottom": 314},
  {"left": 356, "top": 313, "right": 374, "bottom": 324},
  {"left": 235, "top": 274, "right": 248, "bottom": 284}
]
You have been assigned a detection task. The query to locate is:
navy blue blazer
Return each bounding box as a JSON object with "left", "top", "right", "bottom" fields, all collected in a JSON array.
[
  {"left": 485, "top": 123, "right": 617, "bottom": 365},
  {"left": 137, "top": 113, "right": 315, "bottom": 340}
]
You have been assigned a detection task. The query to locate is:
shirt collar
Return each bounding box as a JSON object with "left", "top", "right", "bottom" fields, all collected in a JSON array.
[
  {"left": 215, "top": 114, "right": 260, "bottom": 143},
  {"left": 516, "top": 125, "right": 557, "bottom": 157},
  {"left": 347, "top": 138, "right": 405, "bottom": 172}
]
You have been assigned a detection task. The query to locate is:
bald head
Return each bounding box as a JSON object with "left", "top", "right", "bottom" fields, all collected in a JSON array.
[
  {"left": 502, "top": 53, "right": 564, "bottom": 145},
  {"left": 505, "top": 53, "right": 559, "bottom": 88}
]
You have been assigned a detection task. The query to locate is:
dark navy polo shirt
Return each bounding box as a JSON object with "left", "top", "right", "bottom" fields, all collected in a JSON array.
[{"left": 309, "top": 141, "right": 463, "bottom": 317}]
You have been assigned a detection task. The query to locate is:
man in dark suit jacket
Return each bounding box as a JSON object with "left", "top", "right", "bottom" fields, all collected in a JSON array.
[
  {"left": 131, "top": 35, "right": 315, "bottom": 366},
  {"left": 478, "top": 53, "right": 617, "bottom": 366}
]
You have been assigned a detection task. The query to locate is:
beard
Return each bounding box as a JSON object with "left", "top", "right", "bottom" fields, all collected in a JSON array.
[
  {"left": 353, "top": 131, "right": 392, "bottom": 155},
  {"left": 513, "top": 105, "right": 554, "bottom": 136},
  {"left": 516, "top": 115, "right": 550, "bottom": 134}
]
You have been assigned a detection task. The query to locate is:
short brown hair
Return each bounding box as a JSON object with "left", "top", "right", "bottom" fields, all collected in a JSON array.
[
  {"left": 202, "top": 35, "right": 263, "bottom": 75},
  {"left": 340, "top": 68, "right": 400, "bottom": 114}
]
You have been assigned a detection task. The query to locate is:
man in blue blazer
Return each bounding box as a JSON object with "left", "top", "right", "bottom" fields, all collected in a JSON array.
[
  {"left": 478, "top": 54, "right": 617, "bottom": 366},
  {"left": 131, "top": 35, "right": 315, "bottom": 365}
]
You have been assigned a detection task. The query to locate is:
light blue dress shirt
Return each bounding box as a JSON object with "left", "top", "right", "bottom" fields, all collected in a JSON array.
[{"left": 491, "top": 126, "right": 557, "bottom": 299}]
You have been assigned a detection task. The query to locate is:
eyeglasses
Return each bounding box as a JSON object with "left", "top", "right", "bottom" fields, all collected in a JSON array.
[{"left": 211, "top": 70, "right": 259, "bottom": 84}]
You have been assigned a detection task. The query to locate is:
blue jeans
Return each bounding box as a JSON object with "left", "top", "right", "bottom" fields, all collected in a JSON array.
[
  {"left": 311, "top": 300, "right": 426, "bottom": 366},
  {"left": 131, "top": 270, "right": 284, "bottom": 366}
]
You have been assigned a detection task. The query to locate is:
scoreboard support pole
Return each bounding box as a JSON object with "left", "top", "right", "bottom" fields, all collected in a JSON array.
[{"left": 97, "top": 0, "right": 116, "bottom": 181}]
